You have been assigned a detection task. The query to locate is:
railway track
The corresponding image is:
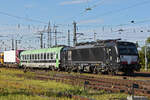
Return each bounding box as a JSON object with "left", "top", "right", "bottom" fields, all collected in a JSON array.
[
  {"left": 53, "top": 74, "right": 150, "bottom": 97},
  {"left": 14, "top": 69, "right": 150, "bottom": 98},
  {"left": 1, "top": 67, "right": 150, "bottom": 98}
]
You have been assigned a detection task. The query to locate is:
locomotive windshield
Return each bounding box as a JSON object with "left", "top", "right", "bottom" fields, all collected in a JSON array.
[{"left": 117, "top": 42, "right": 138, "bottom": 55}]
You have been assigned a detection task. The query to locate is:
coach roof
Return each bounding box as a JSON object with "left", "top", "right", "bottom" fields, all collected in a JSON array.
[{"left": 20, "top": 47, "right": 64, "bottom": 55}]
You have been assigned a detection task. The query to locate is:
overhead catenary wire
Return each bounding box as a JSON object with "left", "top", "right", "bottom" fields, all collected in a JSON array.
[
  {"left": 83, "top": 0, "right": 150, "bottom": 22},
  {"left": 61, "top": 0, "right": 108, "bottom": 24},
  {"left": 0, "top": 11, "right": 48, "bottom": 24},
  {"left": 60, "top": 0, "right": 150, "bottom": 27},
  {"left": 85, "top": 0, "right": 109, "bottom": 12}
]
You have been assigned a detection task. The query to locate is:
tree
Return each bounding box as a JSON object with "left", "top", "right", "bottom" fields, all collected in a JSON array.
[
  {"left": 135, "top": 41, "right": 139, "bottom": 48},
  {"left": 139, "top": 37, "right": 150, "bottom": 70},
  {"left": 146, "top": 37, "right": 150, "bottom": 44}
]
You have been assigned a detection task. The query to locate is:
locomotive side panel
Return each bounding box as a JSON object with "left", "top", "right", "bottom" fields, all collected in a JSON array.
[{"left": 63, "top": 46, "right": 107, "bottom": 73}]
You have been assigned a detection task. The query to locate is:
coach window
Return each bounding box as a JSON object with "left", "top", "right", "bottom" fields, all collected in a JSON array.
[
  {"left": 32, "top": 54, "right": 33, "bottom": 60},
  {"left": 38, "top": 54, "right": 40, "bottom": 60},
  {"left": 25, "top": 55, "right": 27, "bottom": 60},
  {"left": 34, "top": 54, "right": 36, "bottom": 60},
  {"left": 31, "top": 54, "right": 33, "bottom": 60},
  {"left": 21, "top": 55, "right": 23, "bottom": 60},
  {"left": 51, "top": 53, "right": 53, "bottom": 60},
  {"left": 44, "top": 53, "right": 46, "bottom": 60},
  {"left": 28, "top": 55, "right": 30, "bottom": 60},
  {"left": 23, "top": 55, "right": 25, "bottom": 61},
  {"left": 54, "top": 53, "right": 56, "bottom": 59},
  {"left": 26, "top": 55, "right": 28, "bottom": 60},
  {"left": 23, "top": 55, "right": 25, "bottom": 60},
  {"left": 49, "top": 53, "right": 51, "bottom": 60},
  {"left": 47, "top": 53, "right": 49, "bottom": 60},
  {"left": 24, "top": 55, "right": 25, "bottom": 60},
  {"left": 41, "top": 53, "right": 43, "bottom": 60},
  {"left": 24, "top": 55, "right": 26, "bottom": 61},
  {"left": 39, "top": 53, "right": 41, "bottom": 60},
  {"left": 30, "top": 55, "right": 31, "bottom": 60},
  {"left": 36, "top": 54, "right": 37, "bottom": 60},
  {"left": 29, "top": 54, "right": 31, "bottom": 60},
  {"left": 35, "top": 54, "right": 37, "bottom": 60},
  {"left": 33, "top": 54, "right": 35, "bottom": 60}
]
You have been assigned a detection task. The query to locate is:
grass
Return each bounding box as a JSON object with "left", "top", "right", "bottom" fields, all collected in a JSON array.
[{"left": 0, "top": 68, "right": 128, "bottom": 100}]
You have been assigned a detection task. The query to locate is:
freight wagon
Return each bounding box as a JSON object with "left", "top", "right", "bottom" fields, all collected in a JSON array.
[
  {"left": 0, "top": 52, "right": 4, "bottom": 67},
  {"left": 4, "top": 50, "right": 23, "bottom": 67}
]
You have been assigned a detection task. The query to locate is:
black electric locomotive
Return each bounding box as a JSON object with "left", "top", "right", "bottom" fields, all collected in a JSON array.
[{"left": 60, "top": 39, "right": 141, "bottom": 75}]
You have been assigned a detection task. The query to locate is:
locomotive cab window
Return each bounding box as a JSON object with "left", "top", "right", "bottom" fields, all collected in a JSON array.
[{"left": 117, "top": 42, "right": 138, "bottom": 55}]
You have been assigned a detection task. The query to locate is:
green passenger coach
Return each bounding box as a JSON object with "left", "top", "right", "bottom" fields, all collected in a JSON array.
[{"left": 20, "top": 46, "right": 64, "bottom": 69}]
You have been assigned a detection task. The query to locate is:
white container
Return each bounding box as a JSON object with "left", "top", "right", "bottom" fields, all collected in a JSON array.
[{"left": 4, "top": 50, "right": 16, "bottom": 63}]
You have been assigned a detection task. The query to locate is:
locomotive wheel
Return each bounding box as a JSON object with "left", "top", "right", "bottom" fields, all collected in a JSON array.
[
  {"left": 77, "top": 66, "right": 83, "bottom": 73},
  {"left": 108, "top": 70, "right": 116, "bottom": 76},
  {"left": 93, "top": 67, "right": 99, "bottom": 74}
]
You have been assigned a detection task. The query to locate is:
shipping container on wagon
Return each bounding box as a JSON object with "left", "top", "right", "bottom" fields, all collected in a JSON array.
[{"left": 4, "top": 50, "right": 23, "bottom": 64}]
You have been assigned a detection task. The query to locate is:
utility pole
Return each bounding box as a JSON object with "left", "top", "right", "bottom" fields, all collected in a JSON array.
[
  {"left": 94, "top": 32, "right": 97, "bottom": 41},
  {"left": 68, "top": 30, "right": 70, "bottom": 46},
  {"left": 102, "top": 26, "right": 105, "bottom": 32},
  {"left": 53, "top": 25, "right": 62, "bottom": 46},
  {"left": 73, "top": 21, "right": 77, "bottom": 46},
  {"left": 12, "top": 38, "right": 14, "bottom": 50},
  {"left": 47, "top": 21, "right": 51, "bottom": 48},
  {"left": 15, "top": 40, "right": 17, "bottom": 50},
  {"left": 15, "top": 40, "right": 21, "bottom": 50},
  {"left": 40, "top": 31, "right": 44, "bottom": 48},
  {"left": 145, "top": 41, "right": 148, "bottom": 71},
  {"left": 54, "top": 27, "right": 57, "bottom": 46}
]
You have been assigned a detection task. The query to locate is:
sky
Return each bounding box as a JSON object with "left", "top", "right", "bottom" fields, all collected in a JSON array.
[{"left": 0, "top": 0, "right": 150, "bottom": 50}]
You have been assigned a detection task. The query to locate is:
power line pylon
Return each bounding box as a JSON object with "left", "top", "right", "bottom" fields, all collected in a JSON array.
[{"left": 73, "top": 21, "right": 77, "bottom": 46}]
